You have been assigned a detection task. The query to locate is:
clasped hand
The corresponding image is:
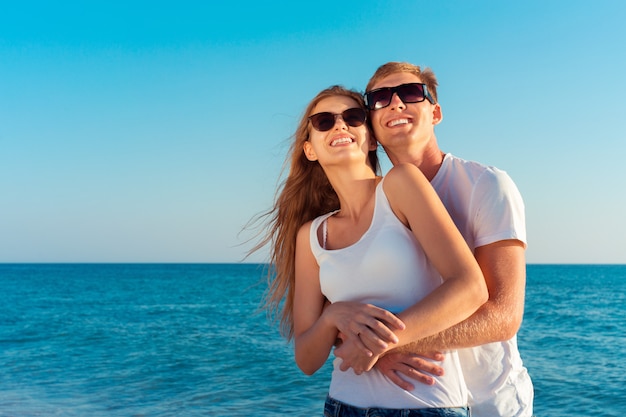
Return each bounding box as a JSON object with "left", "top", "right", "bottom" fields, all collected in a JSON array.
[
  {"left": 326, "top": 301, "right": 404, "bottom": 374},
  {"left": 327, "top": 301, "right": 446, "bottom": 388}
]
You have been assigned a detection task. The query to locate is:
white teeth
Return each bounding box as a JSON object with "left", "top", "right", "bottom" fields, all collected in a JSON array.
[
  {"left": 388, "top": 118, "right": 409, "bottom": 127},
  {"left": 331, "top": 137, "right": 353, "bottom": 146}
]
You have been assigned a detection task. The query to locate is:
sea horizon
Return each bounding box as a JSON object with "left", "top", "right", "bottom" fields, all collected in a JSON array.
[{"left": 1, "top": 263, "right": 624, "bottom": 416}]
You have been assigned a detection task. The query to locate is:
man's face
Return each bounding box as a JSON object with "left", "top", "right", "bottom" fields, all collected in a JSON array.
[{"left": 368, "top": 72, "right": 441, "bottom": 157}]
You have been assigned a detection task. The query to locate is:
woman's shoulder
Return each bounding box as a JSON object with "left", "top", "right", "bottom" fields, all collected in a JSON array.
[
  {"left": 297, "top": 220, "right": 314, "bottom": 237},
  {"left": 388, "top": 162, "right": 427, "bottom": 178},
  {"left": 384, "top": 163, "right": 428, "bottom": 191},
  {"left": 295, "top": 221, "right": 314, "bottom": 251}
]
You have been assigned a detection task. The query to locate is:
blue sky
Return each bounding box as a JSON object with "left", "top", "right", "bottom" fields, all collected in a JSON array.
[{"left": 1, "top": 1, "right": 625, "bottom": 264}]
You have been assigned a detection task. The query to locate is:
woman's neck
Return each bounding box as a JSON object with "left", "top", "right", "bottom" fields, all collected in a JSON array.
[{"left": 325, "top": 165, "right": 379, "bottom": 221}]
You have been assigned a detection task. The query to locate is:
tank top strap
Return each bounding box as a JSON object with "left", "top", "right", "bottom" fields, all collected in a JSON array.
[
  {"left": 310, "top": 210, "right": 340, "bottom": 251},
  {"left": 322, "top": 217, "right": 328, "bottom": 249}
]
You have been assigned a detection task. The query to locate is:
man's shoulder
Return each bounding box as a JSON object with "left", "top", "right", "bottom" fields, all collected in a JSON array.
[
  {"left": 445, "top": 153, "right": 501, "bottom": 172},
  {"left": 443, "top": 154, "right": 514, "bottom": 186}
]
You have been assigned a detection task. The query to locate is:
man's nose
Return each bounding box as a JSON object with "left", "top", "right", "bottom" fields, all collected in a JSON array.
[{"left": 389, "top": 92, "right": 406, "bottom": 109}]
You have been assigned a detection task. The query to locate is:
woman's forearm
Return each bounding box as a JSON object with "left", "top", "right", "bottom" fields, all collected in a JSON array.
[{"left": 294, "top": 311, "right": 338, "bottom": 375}]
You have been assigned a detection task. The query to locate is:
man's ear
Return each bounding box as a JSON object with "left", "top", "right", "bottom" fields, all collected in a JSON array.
[
  {"left": 303, "top": 141, "right": 317, "bottom": 161},
  {"left": 433, "top": 103, "right": 443, "bottom": 125}
]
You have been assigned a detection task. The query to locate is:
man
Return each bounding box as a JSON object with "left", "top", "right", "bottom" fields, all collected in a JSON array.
[{"left": 339, "top": 62, "right": 533, "bottom": 416}]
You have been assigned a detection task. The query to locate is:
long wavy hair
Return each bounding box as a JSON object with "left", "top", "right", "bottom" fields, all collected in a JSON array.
[{"left": 249, "top": 86, "right": 380, "bottom": 340}]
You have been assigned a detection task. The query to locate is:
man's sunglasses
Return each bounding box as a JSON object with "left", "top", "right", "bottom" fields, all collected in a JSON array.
[
  {"left": 364, "top": 83, "right": 434, "bottom": 110},
  {"left": 308, "top": 108, "right": 367, "bottom": 132}
]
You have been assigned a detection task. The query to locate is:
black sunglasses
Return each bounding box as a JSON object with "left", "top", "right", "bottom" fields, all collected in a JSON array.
[
  {"left": 308, "top": 108, "right": 367, "bottom": 132},
  {"left": 364, "top": 83, "right": 434, "bottom": 110}
]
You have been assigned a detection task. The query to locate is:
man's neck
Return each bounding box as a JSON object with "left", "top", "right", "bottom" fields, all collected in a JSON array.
[{"left": 387, "top": 144, "right": 445, "bottom": 182}]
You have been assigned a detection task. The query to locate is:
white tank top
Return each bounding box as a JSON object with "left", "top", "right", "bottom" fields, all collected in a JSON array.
[{"left": 309, "top": 179, "right": 468, "bottom": 408}]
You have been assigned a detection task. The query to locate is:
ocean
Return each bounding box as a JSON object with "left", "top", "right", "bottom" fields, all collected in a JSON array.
[{"left": 0, "top": 263, "right": 624, "bottom": 416}]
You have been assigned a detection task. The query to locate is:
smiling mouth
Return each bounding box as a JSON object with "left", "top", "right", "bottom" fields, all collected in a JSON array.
[
  {"left": 330, "top": 137, "right": 354, "bottom": 146},
  {"left": 387, "top": 118, "right": 410, "bottom": 127}
]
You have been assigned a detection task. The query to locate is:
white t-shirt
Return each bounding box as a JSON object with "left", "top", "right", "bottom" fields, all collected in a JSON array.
[
  {"left": 431, "top": 153, "right": 534, "bottom": 417},
  {"left": 310, "top": 179, "right": 468, "bottom": 408}
]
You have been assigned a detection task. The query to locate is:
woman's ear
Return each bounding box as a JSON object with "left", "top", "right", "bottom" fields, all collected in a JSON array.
[
  {"left": 369, "top": 134, "right": 379, "bottom": 152},
  {"left": 303, "top": 141, "right": 318, "bottom": 161}
]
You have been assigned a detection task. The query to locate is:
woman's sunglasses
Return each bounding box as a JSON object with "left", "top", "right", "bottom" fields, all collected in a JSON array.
[
  {"left": 364, "top": 83, "right": 434, "bottom": 110},
  {"left": 308, "top": 108, "right": 367, "bottom": 132}
]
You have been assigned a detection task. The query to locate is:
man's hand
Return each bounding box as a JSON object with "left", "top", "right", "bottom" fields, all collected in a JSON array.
[{"left": 375, "top": 351, "right": 445, "bottom": 390}]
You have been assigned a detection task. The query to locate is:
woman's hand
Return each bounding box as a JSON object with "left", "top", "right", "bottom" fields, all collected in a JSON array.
[
  {"left": 334, "top": 332, "right": 382, "bottom": 374},
  {"left": 326, "top": 301, "right": 404, "bottom": 355},
  {"left": 324, "top": 301, "right": 404, "bottom": 373}
]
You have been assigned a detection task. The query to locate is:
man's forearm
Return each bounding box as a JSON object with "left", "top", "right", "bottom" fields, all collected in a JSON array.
[
  {"left": 391, "top": 242, "right": 527, "bottom": 354},
  {"left": 388, "top": 298, "right": 520, "bottom": 354}
]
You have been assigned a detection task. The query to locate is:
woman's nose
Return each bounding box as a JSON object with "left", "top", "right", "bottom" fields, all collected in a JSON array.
[{"left": 333, "top": 115, "right": 349, "bottom": 129}]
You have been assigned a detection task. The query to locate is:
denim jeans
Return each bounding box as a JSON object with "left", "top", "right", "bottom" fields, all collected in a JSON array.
[{"left": 323, "top": 395, "right": 470, "bottom": 417}]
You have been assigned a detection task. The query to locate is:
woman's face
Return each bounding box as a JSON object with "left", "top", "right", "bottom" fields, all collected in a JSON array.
[{"left": 303, "top": 96, "right": 376, "bottom": 167}]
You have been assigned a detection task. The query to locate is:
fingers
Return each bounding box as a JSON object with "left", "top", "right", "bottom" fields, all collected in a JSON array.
[
  {"left": 402, "top": 355, "right": 444, "bottom": 378},
  {"left": 376, "top": 352, "right": 445, "bottom": 390},
  {"left": 418, "top": 351, "right": 445, "bottom": 361},
  {"left": 386, "top": 371, "right": 416, "bottom": 391},
  {"left": 363, "top": 319, "right": 398, "bottom": 345},
  {"left": 357, "top": 327, "right": 391, "bottom": 355},
  {"left": 329, "top": 302, "right": 403, "bottom": 353},
  {"left": 366, "top": 305, "right": 405, "bottom": 333},
  {"left": 337, "top": 332, "right": 373, "bottom": 359},
  {"left": 352, "top": 332, "right": 374, "bottom": 357},
  {"left": 335, "top": 335, "right": 379, "bottom": 374},
  {"left": 338, "top": 351, "right": 377, "bottom": 374},
  {"left": 378, "top": 309, "right": 406, "bottom": 331},
  {"left": 354, "top": 305, "right": 405, "bottom": 346},
  {"left": 401, "top": 365, "right": 435, "bottom": 386}
]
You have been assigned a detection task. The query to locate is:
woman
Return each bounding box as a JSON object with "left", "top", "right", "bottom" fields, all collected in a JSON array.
[{"left": 254, "top": 86, "right": 487, "bottom": 416}]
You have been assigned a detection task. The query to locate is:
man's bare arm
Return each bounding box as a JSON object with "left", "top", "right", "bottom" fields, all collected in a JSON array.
[
  {"left": 375, "top": 240, "right": 526, "bottom": 389},
  {"left": 397, "top": 240, "right": 525, "bottom": 352}
]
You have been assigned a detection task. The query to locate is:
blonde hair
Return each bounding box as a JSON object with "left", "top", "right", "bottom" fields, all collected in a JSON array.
[
  {"left": 250, "top": 86, "right": 379, "bottom": 339},
  {"left": 366, "top": 62, "right": 439, "bottom": 104}
]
